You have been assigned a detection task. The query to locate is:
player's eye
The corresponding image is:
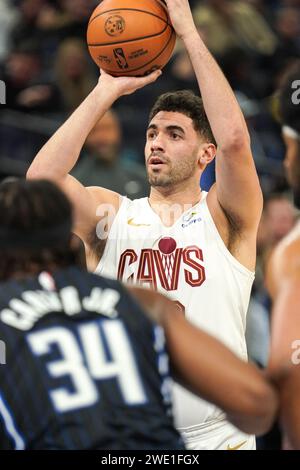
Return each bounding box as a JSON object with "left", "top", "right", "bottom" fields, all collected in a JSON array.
[
  {"left": 171, "top": 133, "right": 180, "bottom": 140},
  {"left": 147, "top": 132, "right": 156, "bottom": 139}
]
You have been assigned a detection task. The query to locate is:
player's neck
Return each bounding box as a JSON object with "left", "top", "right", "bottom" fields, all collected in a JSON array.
[{"left": 149, "top": 183, "right": 202, "bottom": 208}]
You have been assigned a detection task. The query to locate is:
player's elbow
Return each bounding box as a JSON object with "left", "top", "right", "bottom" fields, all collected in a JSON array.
[
  {"left": 248, "top": 382, "right": 278, "bottom": 435},
  {"left": 281, "top": 404, "right": 300, "bottom": 450},
  {"left": 277, "top": 367, "right": 300, "bottom": 449},
  {"left": 27, "top": 166, "right": 43, "bottom": 180},
  {"left": 220, "top": 130, "right": 250, "bottom": 156},
  {"left": 27, "top": 163, "right": 59, "bottom": 182},
  {"left": 228, "top": 380, "right": 278, "bottom": 435}
]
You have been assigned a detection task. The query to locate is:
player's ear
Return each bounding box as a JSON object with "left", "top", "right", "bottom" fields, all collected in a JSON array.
[{"left": 198, "top": 143, "right": 216, "bottom": 168}]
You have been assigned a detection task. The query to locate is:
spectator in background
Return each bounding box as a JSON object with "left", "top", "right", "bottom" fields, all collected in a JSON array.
[
  {"left": 10, "top": 0, "right": 49, "bottom": 49},
  {"left": 274, "top": 5, "right": 300, "bottom": 64},
  {"left": 193, "top": 0, "right": 278, "bottom": 59},
  {"left": 250, "top": 193, "right": 296, "bottom": 318},
  {"left": 0, "top": 0, "right": 18, "bottom": 61},
  {"left": 55, "top": 38, "right": 96, "bottom": 113},
  {"left": 72, "top": 110, "right": 148, "bottom": 199},
  {"left": 2, "top": 42, "right": 61, "bottom": 112},
  {"left": 259, "top": 194, "right": 297, "bottom": 252},
  {"left": 8, "top": 0, "right": 97, "bottom": 73},
  {"left": 0, "top": 40, "right": 61, "bottom": 164},
  {"left": 40, "top": 0, "right": 97, "bottom": 40},
  {"left": 192, "top": 0, "right": 278, "bottom": 98},
  {"left": 257, "top": 193, "right": 296, "bottom": 288}
]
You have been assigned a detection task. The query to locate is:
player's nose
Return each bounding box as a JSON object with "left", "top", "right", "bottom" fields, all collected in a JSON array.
[{"left": 150, "top": 134, "right": 165, "bottom": 152}]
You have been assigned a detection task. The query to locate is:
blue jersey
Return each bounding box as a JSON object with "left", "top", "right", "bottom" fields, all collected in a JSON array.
[{"left": 0, "top": 266, "right": 184, "bottom": 450}]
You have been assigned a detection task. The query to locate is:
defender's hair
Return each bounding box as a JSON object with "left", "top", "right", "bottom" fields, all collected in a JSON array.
[{"left": 0, "top": 179, "right": 83, "bottom": 281}]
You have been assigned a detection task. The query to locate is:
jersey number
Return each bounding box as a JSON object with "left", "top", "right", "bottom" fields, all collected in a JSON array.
[{"left": 27, "top": 320, "right": 147, "bottom": 413}]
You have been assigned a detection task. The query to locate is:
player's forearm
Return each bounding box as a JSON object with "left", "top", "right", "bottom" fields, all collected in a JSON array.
[
  {"left": 280, "top": 374, "right": 300, "bottom": 449},
  {"left": 182, "top": 31, "right": 250, "bottom": 152},
  {"left": 166, "top": 312, "right": 277, "bottom": 434},
  {"left": 27, "top": 85, "right": 118, "bottom": 181},
  {"left": 226, "top": 377, "right": 278, "bottom": 436}
]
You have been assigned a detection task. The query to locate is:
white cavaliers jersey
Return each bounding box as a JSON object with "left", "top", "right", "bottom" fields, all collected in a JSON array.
[{"left": 96, "top": 192, "right": 254, "bottom": 430}]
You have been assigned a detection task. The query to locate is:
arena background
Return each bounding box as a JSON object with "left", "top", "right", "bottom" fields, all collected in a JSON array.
[{"left": 0, "top": 0, "right": 299, "bottom": 450}]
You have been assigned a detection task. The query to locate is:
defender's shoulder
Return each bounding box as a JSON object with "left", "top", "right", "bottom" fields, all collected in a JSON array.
[{"left": 266, "top": 222, "right": 300, "bottom": 299}]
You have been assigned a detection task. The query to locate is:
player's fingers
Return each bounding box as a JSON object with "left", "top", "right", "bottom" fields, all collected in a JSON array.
[
  {"left": 99, "top": 68, "right": 108, "bottom": 76},
  {"left": 135, "top": 69, "right": 162, "bottom": 89}
]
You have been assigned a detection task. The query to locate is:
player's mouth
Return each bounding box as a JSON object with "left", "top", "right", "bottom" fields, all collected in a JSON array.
[{"left": 148, "top": 156, "right": 166, "bottom": 167}]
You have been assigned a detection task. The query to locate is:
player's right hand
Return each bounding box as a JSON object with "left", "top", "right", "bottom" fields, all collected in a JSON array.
[
  {"left": 164, "top": 0, "right": 197, "bottom": 40},
  {"left": 97, "top": 69, "right": 162, "bottom": 97}
]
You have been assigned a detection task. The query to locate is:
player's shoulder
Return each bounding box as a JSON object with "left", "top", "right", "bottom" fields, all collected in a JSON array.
[
  {"left": 117, "top": 196, "right": 149, "bottom": 216},
  {"left": 271, "top": 222, "right": 300, "bottom": 269},
  {"left": 87, "top": 188, "right": 147, "bottom": 210},
  {"left": 266, "top": 221, "right": 300, "bottom": 298},
  {"left": 86, "top": 186, "right": 123, "bottom": 209}
]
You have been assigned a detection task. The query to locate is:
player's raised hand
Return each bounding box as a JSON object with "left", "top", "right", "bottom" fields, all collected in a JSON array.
[
  {"left": 97, "top": 69, "right": 162, "bottom": 98},
  {"left": 164, "top": 0, "right": 197, "bottom": 40}
]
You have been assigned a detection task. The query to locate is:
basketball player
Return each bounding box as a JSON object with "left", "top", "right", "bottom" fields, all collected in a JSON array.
[
  {"left": 0, "top": 179, "right": 277, "bottom": 450},
  {"left": 27, "top": 0, "right": 263, "bottom": 449},
  {"left": 266, "top": 62, "right": 300, "bottom": 449}
]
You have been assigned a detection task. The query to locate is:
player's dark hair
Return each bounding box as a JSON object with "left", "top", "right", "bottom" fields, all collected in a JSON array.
[
  {"left": 0, "top": 179, "right": 85, "bottom": 281},
  {"left": 149, "top": 90, "right": 216, "bottom": 145}
]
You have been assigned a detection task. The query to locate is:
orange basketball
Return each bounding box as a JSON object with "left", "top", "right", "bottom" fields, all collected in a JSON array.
[{"left": 87, "top": 0, "right": 176, "bottom": 76}]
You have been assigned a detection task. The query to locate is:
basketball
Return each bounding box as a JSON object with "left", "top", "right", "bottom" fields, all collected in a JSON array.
[{"left": 87, "top": 0, "right": 176, "bottom": 76}]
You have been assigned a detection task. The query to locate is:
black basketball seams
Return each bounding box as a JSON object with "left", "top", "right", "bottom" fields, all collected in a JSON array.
[
  {"left": 88, "top": 22, "right": 169, "bottom": 47},
  {"left": 88, "top": 8, "right": 168, "bottom": 28},
  {"left": 94, "top": 26, "right": 175, "bottom": 75}
]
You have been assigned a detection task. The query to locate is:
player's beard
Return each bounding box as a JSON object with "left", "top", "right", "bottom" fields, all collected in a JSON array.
[{"left": 147, "top": 158, "right": 197, "bottom": 188}]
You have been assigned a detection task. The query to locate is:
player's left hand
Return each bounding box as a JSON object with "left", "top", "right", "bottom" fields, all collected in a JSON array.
[
  {"left": 164, "top": 0, "right": 197, "bottom": 40},
  {"left": 97, "top": 68, "right": 162, "bottom": 98}
]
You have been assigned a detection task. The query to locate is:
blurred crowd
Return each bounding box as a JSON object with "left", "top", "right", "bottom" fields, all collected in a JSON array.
[
  {"left": 0, "top": 0, "right": 299, "bottom": 449},
  {"left": 0, "top": 0, "right": 299, "bottom": 175}
]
